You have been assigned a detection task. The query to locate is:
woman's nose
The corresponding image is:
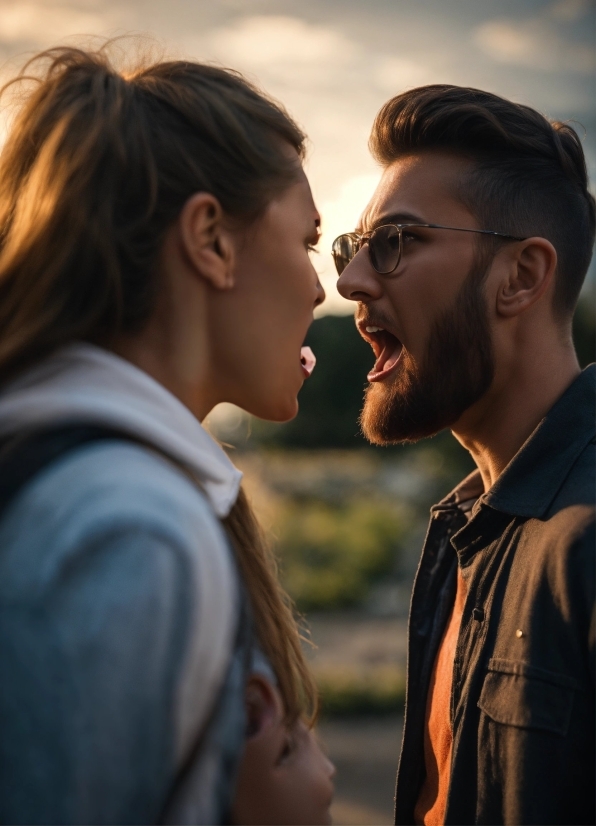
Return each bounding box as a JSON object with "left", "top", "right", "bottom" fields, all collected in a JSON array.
[
  {"left": 336, "top": 248, "right": 383, "bottom": 303},
  {"left": 315, "top": 276, "right": 326, "bottom": 308},
  {"left": 326, "top": 756, "right": 336, "bottom": 780}
]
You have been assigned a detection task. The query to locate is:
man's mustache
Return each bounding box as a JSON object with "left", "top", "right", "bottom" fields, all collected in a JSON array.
[{"left": 355, "top": 306, "right": 400, "bottom": 334}]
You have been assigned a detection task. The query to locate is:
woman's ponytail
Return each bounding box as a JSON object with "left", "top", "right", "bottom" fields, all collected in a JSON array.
[{"left": 0, "top": 48, "right": 152, "bottom": 379}]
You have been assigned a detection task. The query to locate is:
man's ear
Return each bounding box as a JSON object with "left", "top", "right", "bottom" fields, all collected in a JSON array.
[
  {"left": 178, "top": 192, "right": 236, "bottom": 290},
  {"left": 496, "top": 237, "right": 557, "bottom": 318},
  {"left": 245, "top": 675, "right": 283, "bottom": 739}
]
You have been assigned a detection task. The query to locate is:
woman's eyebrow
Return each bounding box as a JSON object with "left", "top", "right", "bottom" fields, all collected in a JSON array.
[{"left": 309, "top": 219, "right": 321, "bottom": 244}]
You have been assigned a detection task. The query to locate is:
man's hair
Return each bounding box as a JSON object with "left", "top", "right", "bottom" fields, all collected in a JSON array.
[{"left": 370, "top": 85, "right": 595, "bottom": 318}]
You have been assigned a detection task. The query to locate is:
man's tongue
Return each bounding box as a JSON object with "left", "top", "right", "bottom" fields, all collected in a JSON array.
[
  {"left": 374, "top": 334, "right": 402, "bottom": 373},
  {"left": 300, "top": 346, "right": 316, "bottom": 377}
]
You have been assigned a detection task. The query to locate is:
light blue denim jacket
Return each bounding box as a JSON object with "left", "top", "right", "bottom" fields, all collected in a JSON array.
[{"left": 0, "top": 345, "right": 247, "bottom": 824}]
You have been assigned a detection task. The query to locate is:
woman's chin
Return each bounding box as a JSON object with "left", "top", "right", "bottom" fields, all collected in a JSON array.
[{"left": 251, "top": 395, "right": 299, "bottom": 423}]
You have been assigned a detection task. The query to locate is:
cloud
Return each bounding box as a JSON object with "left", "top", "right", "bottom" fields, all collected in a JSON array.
[
  {"left": 209, "top": 15, "right": 357, "bottom": 68},
  {"left": 373, "top": 56, "right": 435, "bottom": 93},
  {"left": 201, "top": 15, "right": 440, "bottom": 96},
  {"left": 473, "top": 17, "right": 595, "bottom": 73},
  {"left": 0, "top": 2, "right": 124, "bottom": 46},
  {"left": 200, "top": 14, "right": 364, "bottom": 89},
  {"left": 548, "top": 0, "right": 592, "bottom": 22}
]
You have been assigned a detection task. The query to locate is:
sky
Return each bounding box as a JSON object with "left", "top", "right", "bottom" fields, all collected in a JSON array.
[{"left": 0, "top": 0, "right": 594, "bottom": 313}]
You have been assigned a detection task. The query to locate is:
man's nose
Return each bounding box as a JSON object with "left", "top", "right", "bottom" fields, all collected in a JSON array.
[{"left": 336, "top": 248, "right": 383, "bottom": 303}]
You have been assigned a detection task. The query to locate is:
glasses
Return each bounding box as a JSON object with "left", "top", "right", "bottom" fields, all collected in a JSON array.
[{"left": 331, "top": 223, "right": 527, "bottom": 276}]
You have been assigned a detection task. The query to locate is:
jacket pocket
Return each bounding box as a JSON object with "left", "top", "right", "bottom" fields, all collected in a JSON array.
[{"left": 478, "top": 658, "right": 577, "bottom": 736}]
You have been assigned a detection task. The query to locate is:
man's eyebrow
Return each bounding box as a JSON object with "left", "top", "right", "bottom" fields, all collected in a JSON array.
[{"left": 356, "top": 211, "right": 427, "bottom": 233}]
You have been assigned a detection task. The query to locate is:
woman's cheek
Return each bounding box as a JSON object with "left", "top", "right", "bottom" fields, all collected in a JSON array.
[{"left": 275, "top": 742, "right": 334, "bottom": 824}]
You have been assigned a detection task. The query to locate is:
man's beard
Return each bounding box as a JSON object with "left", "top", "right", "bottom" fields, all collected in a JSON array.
[{"left": 360, "top": 263, "right": 495, "bottom": 445}]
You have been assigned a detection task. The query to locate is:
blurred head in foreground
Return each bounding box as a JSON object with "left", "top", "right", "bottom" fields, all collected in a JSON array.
[{"left": 335, "top": 85, "right": 595, "bottom": 445}]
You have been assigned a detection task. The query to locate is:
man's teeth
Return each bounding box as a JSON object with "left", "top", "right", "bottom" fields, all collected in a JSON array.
[{"left": 366, "top": 326, "right": 383, "bottom": 333}]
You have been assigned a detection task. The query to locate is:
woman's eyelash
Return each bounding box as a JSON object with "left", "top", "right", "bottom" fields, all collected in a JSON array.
[
  {"left": 277, "top": 732, "right": 296, "bottom": 764},
  {"left": 307, "top": 244, "right": 319, "bottom": 253}
]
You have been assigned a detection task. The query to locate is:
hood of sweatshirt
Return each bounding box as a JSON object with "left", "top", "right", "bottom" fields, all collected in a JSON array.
[{"left": 0, "top": 342, "right": 242, "bottom": 517}]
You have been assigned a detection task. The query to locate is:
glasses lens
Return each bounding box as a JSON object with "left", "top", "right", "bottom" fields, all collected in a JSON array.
[
  {"left": 332, "top": 234, "right": 358, "bottom": 275},
  {"left": 369, "top": 225, "right": 401, "bottom": 274}
]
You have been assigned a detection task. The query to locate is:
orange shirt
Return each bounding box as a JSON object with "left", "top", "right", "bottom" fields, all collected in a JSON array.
[{"left": 414, "top": 569, "right": 467, "bottom": 826}]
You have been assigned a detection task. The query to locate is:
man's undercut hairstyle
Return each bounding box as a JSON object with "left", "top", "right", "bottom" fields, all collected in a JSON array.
[{"left": 370, "top": 85, "right": 595, "bottom": 318}]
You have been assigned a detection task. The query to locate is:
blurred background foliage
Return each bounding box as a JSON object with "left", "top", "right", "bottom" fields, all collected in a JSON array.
[
  {"left": 315, "top": 665, "right": 406, "bottom": 717},
  {"left": 275, "top": 499, "right": 407, "bottom": 610},
  {"left": 209, "top": 296, "right": 595, "bottom": 714}
]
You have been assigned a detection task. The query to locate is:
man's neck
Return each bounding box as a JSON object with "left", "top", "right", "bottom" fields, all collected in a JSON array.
[{"left": 453, "top": 343, "right": 581, "bottom": 492}]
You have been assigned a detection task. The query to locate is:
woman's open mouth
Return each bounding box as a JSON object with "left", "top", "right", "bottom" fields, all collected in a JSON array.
[
  {"left": 300, "top": 346, "right": 316, "bottom": 378},
  {"left": 359, "top": 324, "right": 403, "bottom": 382}
]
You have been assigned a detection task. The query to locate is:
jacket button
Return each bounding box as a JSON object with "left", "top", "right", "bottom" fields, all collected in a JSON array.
[
  {"left": 472, "top": 607, "right": 485, "bottom": 622},
  {"left": 516, "top": 629, "right": 524, "bottom": 638}
]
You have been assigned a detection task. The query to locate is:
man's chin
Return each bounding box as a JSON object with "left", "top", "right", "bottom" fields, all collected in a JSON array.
[
  {"left": 359, "top": 382, "right": 416, "bottom": 445},
  {"left": 359, "top": 377, "right": 451, "bottom": 445}
]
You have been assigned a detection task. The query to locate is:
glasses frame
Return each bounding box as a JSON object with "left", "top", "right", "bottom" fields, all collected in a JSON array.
[{"left": 332, "top": 222, "right": 527, "bottom": 276}]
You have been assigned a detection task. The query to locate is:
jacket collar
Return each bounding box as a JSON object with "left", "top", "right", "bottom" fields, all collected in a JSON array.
[
  {"left": 441, "top": 365, "right": 595, "bottom": 520},
  {"left": 436, "top": 469, "right": 484, "bottom": 512},
  {"left": 482, "top": 364, "right": 595, "bottom": 518}
]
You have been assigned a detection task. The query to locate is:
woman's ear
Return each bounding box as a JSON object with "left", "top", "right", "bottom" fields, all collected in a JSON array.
[
  {"left": 245, "top": 675, "right": 283, "bottom": 738},
  {"left": 178, "top": 192, "right": 236, "bottom": 290},
  {"left": 496, "top": 237, "right": 557, "bottom": 318}
]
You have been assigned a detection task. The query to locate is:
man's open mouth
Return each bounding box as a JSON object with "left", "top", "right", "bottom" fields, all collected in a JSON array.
[{"left": 358, "top": 323, "right": 403, "bottom": 382}]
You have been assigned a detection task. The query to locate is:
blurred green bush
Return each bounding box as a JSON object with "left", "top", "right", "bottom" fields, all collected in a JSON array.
[
  {"left": 315, "top": 664, "right": 406, "bottom": 716},
  {"left": 274, "top": 499, "right": 406, "bottom": 610}
]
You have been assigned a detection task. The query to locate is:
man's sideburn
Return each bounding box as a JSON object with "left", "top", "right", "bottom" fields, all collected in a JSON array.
[{"left": 360, "top": 252, "right": 496, "bottom": 444}]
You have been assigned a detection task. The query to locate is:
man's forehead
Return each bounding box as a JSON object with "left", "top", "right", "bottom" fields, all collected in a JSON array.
[{"left": 357, "top": 153, "right": 471, "bottom": 233}]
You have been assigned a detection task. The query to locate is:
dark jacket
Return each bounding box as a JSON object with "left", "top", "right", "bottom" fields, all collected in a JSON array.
[{"left": 395, "top": 365, "right": 595, "bottom": 826}]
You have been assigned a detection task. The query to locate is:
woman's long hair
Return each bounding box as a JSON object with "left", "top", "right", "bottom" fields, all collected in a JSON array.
[{"left": 0, "top": 44, "right": 317, "bottom": 724}]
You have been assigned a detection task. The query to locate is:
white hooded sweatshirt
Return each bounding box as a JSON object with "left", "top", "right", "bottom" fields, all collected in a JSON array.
[{"left": 0, "top": 343, "right": 244, "bottom": 824}]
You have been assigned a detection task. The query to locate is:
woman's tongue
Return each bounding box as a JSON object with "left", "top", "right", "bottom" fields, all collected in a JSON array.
[{"left": 300, "top": 346, "right": 316, "bottom": 377}]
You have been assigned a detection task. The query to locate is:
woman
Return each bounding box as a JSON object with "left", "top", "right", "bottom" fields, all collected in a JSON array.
[{"left": 0, "top": 45, "right": 333, "bottom": 824}]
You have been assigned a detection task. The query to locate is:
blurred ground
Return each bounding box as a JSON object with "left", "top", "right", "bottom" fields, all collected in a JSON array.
[
  {"left": 319, "top": 715, "right": 403, "bottom": 825},
  {"left": 308, "top": 613, "right": 406, "bottom": 825},
  {"left": 305, "top": 613, "right": 407, "bottom": 715},
  {"left": 306, "top": 614, "right": 407, "bottom": 672}
]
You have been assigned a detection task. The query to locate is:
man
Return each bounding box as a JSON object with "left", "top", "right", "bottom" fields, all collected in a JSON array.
[{"left": 334, "top": 85, "right": 595, "bottom": 825}]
